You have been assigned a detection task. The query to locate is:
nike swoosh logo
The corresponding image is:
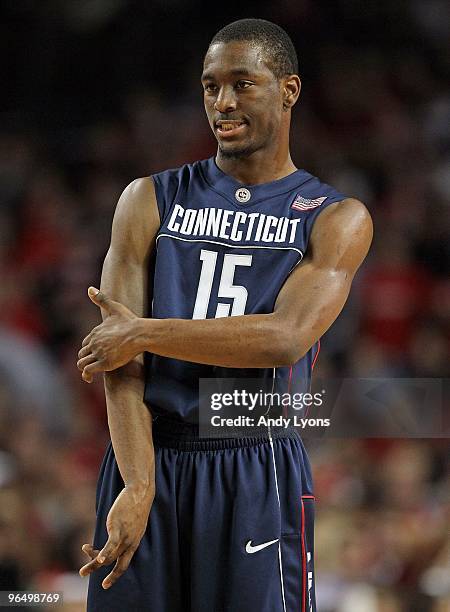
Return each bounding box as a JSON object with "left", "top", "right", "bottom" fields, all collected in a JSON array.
[{"left": 245, "top": 538, "right": 279, "bottom": 554}]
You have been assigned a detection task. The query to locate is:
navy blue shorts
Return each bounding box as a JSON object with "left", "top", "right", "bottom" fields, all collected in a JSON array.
[{"left": 88, "top": 420, "right": 316, "bottom": 611}]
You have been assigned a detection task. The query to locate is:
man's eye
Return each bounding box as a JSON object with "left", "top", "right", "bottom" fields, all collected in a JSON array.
[
  {"left": 236, "top": 81, "right": 252, "bottom": 89},
  {"left": 204, "top": 83, "right": 217, "bottom": 92}
]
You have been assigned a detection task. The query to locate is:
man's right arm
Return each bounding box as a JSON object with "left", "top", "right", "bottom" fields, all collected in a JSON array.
[{"left": 79, "top": 177, "right": 160, "bottom": 589}]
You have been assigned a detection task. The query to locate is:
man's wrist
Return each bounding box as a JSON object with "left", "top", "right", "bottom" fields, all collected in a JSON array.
[
  {"left": 132, "top": 317, "right": 158, "bottom": 354},
  {"left": 125, "top": 481, "right": 155, "bottom": 504}
]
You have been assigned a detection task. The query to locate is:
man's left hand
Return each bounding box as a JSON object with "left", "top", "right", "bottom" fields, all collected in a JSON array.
[{"left": 77, "top": 287, "right": 141, "bottom": 382}]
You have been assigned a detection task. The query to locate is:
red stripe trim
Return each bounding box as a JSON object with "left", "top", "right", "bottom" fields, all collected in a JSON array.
[
  {"left": 311, "top": 339, "right": 321, "bottom": 371},
  {"left": 301, "top": 496, "right": 315, "bottom": 610},
  {"left": 288, "top": 340, "right": 320, "bottom": 399},
  {"left": 305, "top": 341, "right": 321, "bottom": 419},
  {"left": 284, "top": 366, "right": 293, "bottom": 418},
  {"left": 301, "top": 498, "right": 306, "bottom": 612}
]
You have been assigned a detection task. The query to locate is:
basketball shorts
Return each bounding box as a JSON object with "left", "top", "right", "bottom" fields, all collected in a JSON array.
[{"left": 87, "top": 419, "right": 316, "bottom": 612}]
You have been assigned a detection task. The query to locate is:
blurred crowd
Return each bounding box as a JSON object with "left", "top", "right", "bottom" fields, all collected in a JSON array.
[{"left": 0, "top": 1, "right": 449, "bottom": 610}]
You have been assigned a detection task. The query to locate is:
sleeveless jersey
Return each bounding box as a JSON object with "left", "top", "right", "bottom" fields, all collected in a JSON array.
[{"left": 144, "top": 157, "right": 346, "bottom": 422}]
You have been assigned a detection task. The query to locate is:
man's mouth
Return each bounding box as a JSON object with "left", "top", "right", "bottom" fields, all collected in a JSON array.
[{"left": 215, "top": 120, "right": 248, "bottom": 138}]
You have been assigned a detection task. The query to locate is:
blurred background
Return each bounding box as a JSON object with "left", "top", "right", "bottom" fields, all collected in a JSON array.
[{"left": 0, "top": 1, "right": 448, "bottom": 610}]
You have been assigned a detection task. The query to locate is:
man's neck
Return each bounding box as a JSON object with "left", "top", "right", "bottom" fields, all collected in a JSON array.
[{"left": 215, "top": 149, "right": 297, "bottom": 186}]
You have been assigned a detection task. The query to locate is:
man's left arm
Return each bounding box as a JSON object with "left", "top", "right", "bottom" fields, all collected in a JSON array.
[{"left": 78, "top": 198, "right": 372, "bottom": 375}]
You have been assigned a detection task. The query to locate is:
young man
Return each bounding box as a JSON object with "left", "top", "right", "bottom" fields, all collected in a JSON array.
[{"left": 77, "top": 18, "right": 372, "bottom": 612}]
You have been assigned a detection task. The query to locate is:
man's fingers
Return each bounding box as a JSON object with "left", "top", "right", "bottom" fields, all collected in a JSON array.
[
  {"left": 79, "top": 532, "right": 122, "bottom": 577},
  {"left": 102, "top": 547, "right": 136, "bottom": 590},
  {"left": 96, "top": 531, "right": 121, "bottom": 565},
  {"left": 88, "top": 287, "right": 106, "bottom": 306},
  {"left": 88, "top": 286, "right": 120, "bottom": 315},
  {"left": 81, "top": 544, "right": 100, "bottom": 560},
  {"left": 81, "top": 334, "right": 91, "bottom": 348},
  {"left": 77, "top": 355, "right": 97, "bottom": 372},
  {"left": 82, "top": 369, "right": 94, "bottom": 383},
  {"left": 78, "top": 344, "right": 91, "bottom": 358},
  {"left": 79, "top": 556, "right": 104, "bottom": 577},
  {"left": 83, "top": 361, "right": 107, "bottom": 377},
  {"left": 88, "top": 286, "right": 129, "bottom": 317}
]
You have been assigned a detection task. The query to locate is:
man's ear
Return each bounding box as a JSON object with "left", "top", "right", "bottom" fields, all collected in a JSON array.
[{"left": 282, "top": 75, "right": 301, "bottom": 110}]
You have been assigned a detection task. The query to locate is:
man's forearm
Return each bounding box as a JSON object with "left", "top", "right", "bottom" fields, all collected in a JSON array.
[
  {"left": 129, "top": 262, "right": 353, "bottom": 370},
  {"left": 134, "top": 314, "right": 292, "bottom": 368},
  {"left": 104, "top": 366, "right": 154, "bottom": 499}
]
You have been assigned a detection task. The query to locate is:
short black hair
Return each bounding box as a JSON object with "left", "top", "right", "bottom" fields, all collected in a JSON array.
[{"left": 209, "top": 18, "right": 298, "bottom": 79}]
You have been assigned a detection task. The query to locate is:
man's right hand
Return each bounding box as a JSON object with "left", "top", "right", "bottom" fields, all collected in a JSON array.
[{"left": 79, "top": 484, "right": 155, "bottom": 589}]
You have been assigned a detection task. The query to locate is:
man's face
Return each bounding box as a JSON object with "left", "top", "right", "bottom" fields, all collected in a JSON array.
[{"left": 202, "top": 41, "right": 284, "bottom": 159}]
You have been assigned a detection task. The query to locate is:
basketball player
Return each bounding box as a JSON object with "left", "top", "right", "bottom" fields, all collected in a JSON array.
[{"left": 77, "top": 19, "right": 372, "bottom": 612}]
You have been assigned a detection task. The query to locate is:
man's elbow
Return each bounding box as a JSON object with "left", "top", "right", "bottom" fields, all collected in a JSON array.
[
  {"left": 275, "top": 344, "right": 307, "bottom": 367},
  {"left": 266, "top": 326, "right": 307, "bottom": 367}
]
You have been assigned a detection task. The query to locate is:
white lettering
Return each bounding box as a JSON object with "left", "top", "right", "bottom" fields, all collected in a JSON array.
[
  {"left": 245, "top": 213, "right": 259, "bottom": 241},
  {"left": 274, "top": 217, "right": 289, "bottom": 242},
  {"left": 230, "top": 211, "right": 246, "bottom": 241},
  {"left": 192, "top": 208, "right": 209, "bottom": 235},
  {"left": 167, "top": 203, "right": 184, "bottom": 232},
  {"left": 254, "top": 214, "right": 266, "bottom": 241},
  {"left": 206, "top": 208, "right": 223, "bottom": 235},
  {"left": 165, "top": 205, "right": 303, "bottom": 246},
  {"left": 262, "top": 215, "right": 279, "bottom": 242},
  {"left": 288, "top": 219, "right": 301, "bottom": 243},
  {"left": 179, "top": 208, "right": 197, "bottom": 234},
  {"left": 219, "top": 210, "right": 233, "bottom": 239}
]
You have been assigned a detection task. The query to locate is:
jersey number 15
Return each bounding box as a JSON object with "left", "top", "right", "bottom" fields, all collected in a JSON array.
[{"left": 193, "top": 249, "right": 252, "bottom": 319}]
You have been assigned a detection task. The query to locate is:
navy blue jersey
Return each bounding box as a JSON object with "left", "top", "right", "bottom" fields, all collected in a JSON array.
[{"left": 144, "top": 157, "right": 345, "bottom": 422}]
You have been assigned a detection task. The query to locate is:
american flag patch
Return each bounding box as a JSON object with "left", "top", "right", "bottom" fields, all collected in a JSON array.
[{"left": 291, "top": 195, "right": 327, "bottom": 211}]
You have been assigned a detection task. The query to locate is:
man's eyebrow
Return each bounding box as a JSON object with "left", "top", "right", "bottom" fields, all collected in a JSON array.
[{"left": 201, "top": 68, "right": 256, "bottom": 81}]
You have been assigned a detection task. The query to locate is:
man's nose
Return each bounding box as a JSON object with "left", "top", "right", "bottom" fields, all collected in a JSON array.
[{"left": 214, "top": 86, "right": 237, "bottom": 113}]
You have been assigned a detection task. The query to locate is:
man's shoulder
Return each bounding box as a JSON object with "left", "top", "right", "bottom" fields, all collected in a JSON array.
[
  {"left": 317, "top": 197, "right": 372, "bottom": 225},
  {"left": 151, "top": 157, "right": 210, "bottom": 185},
  {"left": 309, "top": 197, "right": 373, "bottom": 265}
]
